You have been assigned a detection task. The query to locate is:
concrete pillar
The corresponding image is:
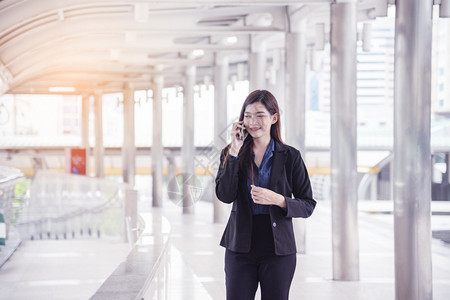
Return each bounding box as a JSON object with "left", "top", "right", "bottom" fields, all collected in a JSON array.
[
  {"left": 390, "top": 159, "right": 394, "bottom": 201},
  {"left": 273, "top": 60, "right": 286, "bottom": 124},
  {"left": 122, "top": 87, "right": 135, "bottom": 187},
  {"left": 445, "top": 153, "right": 450, "bottom": 201},
  {"left": 152, "top": 75, "right": 164, "bottom": 207},
  {"left": 444, "top": 153, "right": 450, "bottom": 184},
  {"left": 393, "top": 0, "right": 433, "bottom": 299},
  {"left": 213, "top": 54, "right": 230, "bottom": 223},
  {"left": 124, "top": 188, "right": 138, "bottom": 244},
  {"left": 286, "top": 24, "right": 308, "bottom": 254},
  {"left": 440, "top": 0, "right": 450, "bottom": 17},
  {"left": 94, "top": 92, "right": 104, "bottom": 178},
  {"left": 330, "top": 1, "right": 359, "bottom": 281},
  {"left": 167, "top": 155, "right": 177, "bottom": 183},
  {"left": 182, "top": 65, "right": 196, "bottom": 214},
  {"left": 81, "top": 94, "right": 90, "bottom": 176},
  {"left": 286, "top": 30, "right": 307, "bottom": 154},
  {"left": 370, "top": 174, "right": 377, "bottom": 201},
  {"left": 249, "top": 36, "right": 266, "bottom": 91},
  {"left": 267, "top": 49, "right": 285, "bottom": 115}
]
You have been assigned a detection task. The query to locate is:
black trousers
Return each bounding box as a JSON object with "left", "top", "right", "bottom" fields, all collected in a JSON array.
[{"left": 224, "top": 215, "right": 297, "bottom": 300}]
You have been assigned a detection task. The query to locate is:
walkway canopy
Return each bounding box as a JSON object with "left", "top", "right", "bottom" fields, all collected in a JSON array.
[{"left": 0, "top": 0, "right": 388, "bottom": 95}]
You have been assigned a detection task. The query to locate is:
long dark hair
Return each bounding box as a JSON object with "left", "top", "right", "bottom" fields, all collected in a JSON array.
[{"left": 223, "top": 90, "right": 283, "bottom": 183}]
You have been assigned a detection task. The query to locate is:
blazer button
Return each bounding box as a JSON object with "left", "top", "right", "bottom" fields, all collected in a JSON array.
[{"left": 272, "top": 222, "right": 277, "bottom": 228}]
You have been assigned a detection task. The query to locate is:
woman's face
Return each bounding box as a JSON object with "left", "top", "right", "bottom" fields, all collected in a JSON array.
[{"left": 243, "top": 102, "right": 278, "bottom": 140}]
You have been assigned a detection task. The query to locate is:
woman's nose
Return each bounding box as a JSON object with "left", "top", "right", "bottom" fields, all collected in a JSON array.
[{"left": 247, "top": 115, "right": 258, "bottom": 124}]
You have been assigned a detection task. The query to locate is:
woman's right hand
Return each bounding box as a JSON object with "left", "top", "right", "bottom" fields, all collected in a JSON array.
[{"left": 229, "top": 121, "right": 245, "bottom": 156}]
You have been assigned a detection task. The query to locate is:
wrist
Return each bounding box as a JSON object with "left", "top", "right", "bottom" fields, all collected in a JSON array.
[
  {"left": 277, "top": 194, "right": 286, "bottom": 208},
  {"left": 229, "top": 145, "right": 239, "bottom": 156}
]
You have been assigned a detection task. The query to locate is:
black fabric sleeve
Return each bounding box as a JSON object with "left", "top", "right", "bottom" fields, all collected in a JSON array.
[
  {"left": 215, "top": 147, "right": 240, "bottom": 204},
  {"left": 284, "top": 150, "right": 317, "bottom": 218}
]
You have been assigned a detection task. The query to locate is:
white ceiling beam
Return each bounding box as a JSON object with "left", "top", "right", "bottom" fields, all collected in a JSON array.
[{"left": 2, "top": 0, "right": 386, "bottom": 94}]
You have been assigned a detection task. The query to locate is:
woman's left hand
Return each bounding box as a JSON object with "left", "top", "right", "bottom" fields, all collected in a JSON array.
[{"left": 250, "top": 185, "right": 286, "bottom": 208}]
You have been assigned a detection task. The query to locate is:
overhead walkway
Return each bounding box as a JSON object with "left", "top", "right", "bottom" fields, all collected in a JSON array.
[{"left": 1, "top": 198, "right": 450, "bottom": 300}]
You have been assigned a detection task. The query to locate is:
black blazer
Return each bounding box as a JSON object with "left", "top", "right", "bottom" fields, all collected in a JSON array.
[{"left": 215, "top": 141, "right": 316, "bottom": 255}]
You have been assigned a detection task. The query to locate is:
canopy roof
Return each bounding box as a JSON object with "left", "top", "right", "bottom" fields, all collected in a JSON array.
[{"left": 0, "top": 0, "right": 387, "bottom": 95}]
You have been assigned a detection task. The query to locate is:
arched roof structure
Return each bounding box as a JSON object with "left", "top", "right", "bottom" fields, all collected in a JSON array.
[{"left": 0, "top": 0, "right": 388, "bottom": 95}]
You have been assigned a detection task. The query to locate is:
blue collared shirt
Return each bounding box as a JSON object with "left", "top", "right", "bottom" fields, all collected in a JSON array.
[{"left": 247, "top": 139, "right": 275, "bottom": 215}]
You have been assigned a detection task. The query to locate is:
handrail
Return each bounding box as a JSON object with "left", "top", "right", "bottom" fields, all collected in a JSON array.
[
  {"left": 90, "top": 212, "right": 171, "bottom": 300},
  {"left": 0, "top": 166, "right": 24, "bottom": 244},
  {"left": 0, "top": 166, "right": 24, "bottom": 184},
  {"left": 15, "top": 189, "right": 119, "bottom": 227},
  {"left": 15, "top": 170, "right": 136, "bottom": 241},
  {"left": 0, "top": 166, "right": 24, "bottom": 266},
  {"left": 358, "top": 152, "right": 393, "bottom": 201}
]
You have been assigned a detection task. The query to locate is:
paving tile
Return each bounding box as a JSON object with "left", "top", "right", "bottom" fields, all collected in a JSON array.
[{"left": 1, "top": 199, "right": 449, "bottom": 300}]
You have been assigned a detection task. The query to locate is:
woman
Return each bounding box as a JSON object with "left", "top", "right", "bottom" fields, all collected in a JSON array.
[{"left": 215, "top": 90, "right": 316, "bottom": 300}]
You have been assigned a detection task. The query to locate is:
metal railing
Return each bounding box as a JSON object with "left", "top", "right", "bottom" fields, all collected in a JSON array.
[
  {"left": 90, "top": 213, "right": 171, "bottom": 300},
  {"left": 15, "top": 170, "right": 136, "bottom": 242},
  {"left": 0, "top": 166, "right": 24, "bottom": 245}
]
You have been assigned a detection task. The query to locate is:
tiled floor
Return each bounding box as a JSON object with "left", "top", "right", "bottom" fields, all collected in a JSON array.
[
  {"left": 154, "top": 199, "right": 450, "bottom": 300},
  {"left": 0, "top": 239, "right": 130, "bottom": 299},
  {"left": 1, "top": 199, "right": 450, "bottom": 300}
]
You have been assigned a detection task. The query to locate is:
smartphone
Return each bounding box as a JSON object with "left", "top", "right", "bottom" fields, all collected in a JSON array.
[{"left": 240, "top": 126, "right": 247, "bottom": 140}]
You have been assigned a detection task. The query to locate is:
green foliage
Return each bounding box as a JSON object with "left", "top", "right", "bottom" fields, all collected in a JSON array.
[{"left": 11, "top": 177, "right": 32, "bottom": 224}]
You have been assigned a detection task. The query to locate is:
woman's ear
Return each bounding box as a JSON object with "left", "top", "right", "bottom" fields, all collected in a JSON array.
[{"left": 271, "top": 113, "right": 278, "bottom": 124}]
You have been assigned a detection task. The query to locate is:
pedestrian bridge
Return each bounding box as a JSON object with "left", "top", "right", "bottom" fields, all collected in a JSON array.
[
  {"left": 1, "top": 166, "right": 450, "bottom": 299},
  {"left": 1, "top": 1, "right": 450, "bottom": 299}
]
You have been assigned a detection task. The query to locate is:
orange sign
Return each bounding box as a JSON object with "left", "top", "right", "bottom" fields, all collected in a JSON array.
[{"left": 65, "top": 148, "right": 86, "bottom": 175}]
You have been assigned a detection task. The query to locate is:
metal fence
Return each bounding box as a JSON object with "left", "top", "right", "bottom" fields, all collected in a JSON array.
[
  {"left": 0, "top": 166, "right": 24, "bottom": 246},
  {"left": 15, "top": 170, "right": 136, "bottom": 242}
]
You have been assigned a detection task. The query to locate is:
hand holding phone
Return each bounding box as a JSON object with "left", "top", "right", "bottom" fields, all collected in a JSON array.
[{"left": 230, "top": 121, "right": 245, "bottom": 156}]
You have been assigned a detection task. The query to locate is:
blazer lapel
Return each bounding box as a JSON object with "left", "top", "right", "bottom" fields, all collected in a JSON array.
[{"left": 269, "top": 142, "right": 287, "bottom": 191}]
